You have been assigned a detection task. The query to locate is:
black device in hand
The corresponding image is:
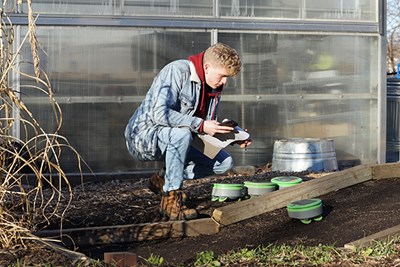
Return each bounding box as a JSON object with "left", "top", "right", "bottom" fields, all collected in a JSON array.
[{"left": 219, "top": 119, "right": 238, "bottom": 128}]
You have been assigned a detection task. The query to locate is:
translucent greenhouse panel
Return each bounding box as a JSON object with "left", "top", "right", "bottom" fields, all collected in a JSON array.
[
  {"left": 7, "top": 0, "right": 376, "bottom": 20},
  {"left": 18, "top": 26, "right": 380, "bottom": 172},
  {"left": 219, "top": 0, "right": 300, "bottom": 18},
  {"left": 218, "top": 33, "right": 379, "bottom": 167},
  {"left": 15, "top": 0, "right": 213, "bottom": 16},
  {"left": 304, "top": 0, "right": 377, "bottom": 21},
  {"left": 20, "top": 26, "right": 211, "bottom": 172},
  {"left": 219, "top": 0, "right": 376, "bottom": 21}
]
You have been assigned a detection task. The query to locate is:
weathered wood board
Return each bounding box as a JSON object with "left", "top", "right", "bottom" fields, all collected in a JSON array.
[
  {"left": 35, "top": 162, "right": 400, "bottom": 246},
  {"left": 372, "top": 162, "right": 400, "bottom": 180},
  {"left": 36, "top": 218, "right": 219, "bottom": 246},
  {"left": 212, "top": 164, "right": 374, "bottom": 226},
  {"left": 344, "top": 224, "right": 400, "bottom": 250}
]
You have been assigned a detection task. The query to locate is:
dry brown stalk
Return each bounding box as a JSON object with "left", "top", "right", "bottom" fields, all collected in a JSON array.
[{"left": 0, "top": 1, "right": 85, "bottom": 257}]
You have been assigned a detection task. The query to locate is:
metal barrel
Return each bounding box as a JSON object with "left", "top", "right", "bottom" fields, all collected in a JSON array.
[
  {"left": 387, "top": 77, "right": 400, "bottom": 152},
  {"left": 272, "top": 138, "right": 338, "bottom": 172}
]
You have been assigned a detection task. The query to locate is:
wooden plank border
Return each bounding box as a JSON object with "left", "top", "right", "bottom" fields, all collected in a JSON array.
[
  {"left": 36, "top": 218, "right": 219, "bottom": 246},
  {"left": 212, "top": 164, "right": 374, "bottom": 226},
  {"left": 372, "top": 162, "right": 400, "bottom": 180},
  {"left": 344, "top": 224, "right": 400, "bottom": 250},
  {"left": 35, "top": 162, "right": 400, "bottom": 246},
  {"left": 341, "top": 162, "right": 400, "bottom": 250}
]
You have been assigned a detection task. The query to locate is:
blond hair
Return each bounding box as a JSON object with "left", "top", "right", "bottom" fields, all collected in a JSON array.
[{"left": 203, "top": 43, "right": 241, "bottom": 77}]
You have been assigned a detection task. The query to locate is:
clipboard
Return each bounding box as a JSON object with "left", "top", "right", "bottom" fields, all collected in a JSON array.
[{"left": 192, "top": 126, "right": 250, "bottom": 159}]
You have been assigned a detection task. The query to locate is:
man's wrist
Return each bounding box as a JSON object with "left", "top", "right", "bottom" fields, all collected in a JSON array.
[{"left": 199, "top": 120, "right": 205, "bottom": 133}]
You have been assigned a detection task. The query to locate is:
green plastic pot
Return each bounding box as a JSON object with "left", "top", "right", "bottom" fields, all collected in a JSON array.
[
  {"left": 287, "top": 198, "right": 323, "bottom": 224},
  {"left": 211, "top": 183, "right": 245, "bottom": 202},
  {"left": 244, "top": 181, "right": 277, "bottom": 197},
  {"left": 271, "top": 176, "right": 302, "bottom": 189}
]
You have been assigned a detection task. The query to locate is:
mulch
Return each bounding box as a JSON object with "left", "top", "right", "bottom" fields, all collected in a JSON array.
[
  {"left": 31, "top": 165, "right": 400, "bottom": 266},
  {"left": 3, "top": 163, "right": 399, "bottom": 266}
]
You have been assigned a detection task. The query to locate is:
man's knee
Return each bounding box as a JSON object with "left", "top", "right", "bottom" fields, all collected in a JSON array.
[
  {"left": 215, "top": 155, "right": 234, "bottom": 174},
  {"left": 171, "top": 128, "right": 192, "bottom": 145}
]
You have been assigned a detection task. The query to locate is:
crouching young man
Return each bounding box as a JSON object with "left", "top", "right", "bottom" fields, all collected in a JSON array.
[{"left": 125, "top": 42, "right": 250, "bottom": 220}]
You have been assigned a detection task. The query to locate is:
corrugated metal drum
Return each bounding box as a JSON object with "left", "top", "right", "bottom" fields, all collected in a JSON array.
[
  {"left": 272, "top": 138, "right": 338, "bottom": 172},
  {"left": 387, "top": 77, "right": 400, "bottom": 152}
]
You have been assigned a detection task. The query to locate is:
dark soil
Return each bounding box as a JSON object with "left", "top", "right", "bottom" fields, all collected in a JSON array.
[{"left": 36, "top": 165, "right": 400, "bottom": 266}]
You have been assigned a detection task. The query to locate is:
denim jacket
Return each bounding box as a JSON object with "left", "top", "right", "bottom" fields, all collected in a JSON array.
[{"left": 125, "top": 59, "right": 221, "bottom": 161}]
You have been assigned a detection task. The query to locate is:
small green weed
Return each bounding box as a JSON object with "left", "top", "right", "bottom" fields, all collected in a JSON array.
[
  {"left": 194, "top": 251, "right": 221, "bottom": 266},
  {"left": 142, "top": 253, "right": 165, "bottom": 266}
]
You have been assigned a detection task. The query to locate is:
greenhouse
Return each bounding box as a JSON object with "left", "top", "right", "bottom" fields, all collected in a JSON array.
[{"left": 4, "top": 0, "right": 386, "bottom": 174}]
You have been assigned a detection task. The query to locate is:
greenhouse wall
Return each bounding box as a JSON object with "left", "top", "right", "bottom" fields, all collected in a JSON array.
[{"left": 6, "top": 0, "right": 386, "bottom": 173}]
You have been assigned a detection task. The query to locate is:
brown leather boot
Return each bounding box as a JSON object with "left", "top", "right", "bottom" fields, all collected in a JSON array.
[
  {"left": 148, "top": 168, "right": 165, "bottom": 196},
  {"left": 160, "top": 190, "right": 198, "bottom": 220}
]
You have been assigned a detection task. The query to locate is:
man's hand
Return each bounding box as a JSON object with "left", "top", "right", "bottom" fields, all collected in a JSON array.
[
  {"left": 203, "top": 120, "right": 234, "bottom": 136},
  {"left": 235, "top": 127, "right": 252, "bottom": 149},
  {"left": 235, "top": 138, "right": 253, "bottom": 149},
  {"left": 219, "top": 119, "right": 238, "bottom": 128}
]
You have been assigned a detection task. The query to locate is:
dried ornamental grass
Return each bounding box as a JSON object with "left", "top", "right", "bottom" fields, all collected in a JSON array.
[{"left": 0, "top": 0, "right": 85, "bottom": 258}]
